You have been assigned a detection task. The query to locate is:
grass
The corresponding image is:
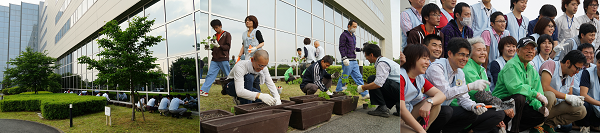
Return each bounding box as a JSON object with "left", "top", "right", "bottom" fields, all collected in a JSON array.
[{"left": 0, "top": 105, "right": 198, "bottom": 132}]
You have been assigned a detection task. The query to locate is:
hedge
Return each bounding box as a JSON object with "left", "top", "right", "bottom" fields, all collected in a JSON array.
[
  {"left": 1, "top": 86, "right": 27, "bottom": 95},
  {"left": 325, "top": 65, "right": 376, "bottom": 85},
  {"left": 20, "top": 91, "right": 53, "bottom": 95},
  {"left": 0, "top": 93, "right": 106, "bottom": 120}
]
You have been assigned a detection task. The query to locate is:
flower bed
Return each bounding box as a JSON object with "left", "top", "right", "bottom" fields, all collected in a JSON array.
[{"left": 0, "top": 93, "right": 106, "bottom": 119}]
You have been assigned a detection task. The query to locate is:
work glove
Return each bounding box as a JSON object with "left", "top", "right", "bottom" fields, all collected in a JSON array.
[
  {"left": 471, "top": 103, "right": 488, "bottom": 115},
  {"left": 539, "top": 107, "right": 549, "bottom": 117},
  {"left": 343, "top": 58, "right": 350, "bottom": 66},
  {"left": 536, "top": 92, "right": 548, "bottom": 105},
  {"left": 258, "top": 93, "right": 277, "bottom": 106},
  {"left": 565, "top": 94, "right": 585, "bottom": 107},
  {"left": 275, "top": 98, "right": 282, "bottom": 105},
  {"left": 467, "top": 80, "right": 490, "bottom": 92},
  {"left": 210, "top": 39, "right": 220, "bottom": 48},
  {"left": 553, "top": 39, "right": 568, "bottom": 53},
  {"left": 357, "top": 85, "right": 364, "bottom": 93},
  {"left": 331, "top": 72, "right": 340, "bottom": 79},
  {"left": 250, "top": 47, "right": 258, "bottom": 53},
  {"left": 326, "top": 90, "right": 333, "bottom": 96}
]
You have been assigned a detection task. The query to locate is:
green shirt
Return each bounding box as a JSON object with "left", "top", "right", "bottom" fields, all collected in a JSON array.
[
  {"left": 451, "top": 59, "right": 490, "bottom": 106},
  {"left": 492, "top": 54, "right": 544, "bottom": 110},
  {"left": 284, "top": 67, "right": 294, "bottom": 80}
]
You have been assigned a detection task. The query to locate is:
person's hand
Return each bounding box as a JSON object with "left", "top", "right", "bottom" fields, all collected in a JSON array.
[
  {"left": 565, "top": 94, "right": 585, "bottom": 107},
  {"left": 400, "top": 52, "right": 406, "bottom": 65},
  {"left": 204, "top": 45, "right": 210, "bottom": 50},
  {"left": 468, "top": 80, "right": 490, "bottom": 92},
  {"left": 343, "top": 59, "right": 350, "bottom": 66},
  {"left": 539, "top": 107, "right": 549, "bottom": 117},
  {"left": 250, "top": 47, "right": 258, "bottom": 53},
  {"left": 471, "top": 103, "right": 488, "bottom": 115},
  {"left": 357, "top": 85, "right": 364, "bottom": 93},
  {"left": 419, "top": 102, "right": 432, "bottom": 118},
  {"left": 504, "top": 108, "right": 515, "bottom": 118},
  {"left": 258, "top": 93, "right": 276, "bottom": 106},
  {"left": 210, "top": 39, "right": 220, "bottom": 48},
  {"left": 326, "top": 90, "right": 333, "bottom": 96},
  {"left": 553, "top": 39, "right": 567, "bottom": 53},
  {"left": 275, "top": 98, "right": 282, "bottom": 105},
  {"left": 497, "top": 121, "right": 506, "bottom": 128},
  {"left": 536, "top": 92, "right": 548, "bottom": 105}
]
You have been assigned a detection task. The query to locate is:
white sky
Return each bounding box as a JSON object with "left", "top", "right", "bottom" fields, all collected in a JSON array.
[{"left": 0, "top": 0, "right": 43, "bottom": 7}]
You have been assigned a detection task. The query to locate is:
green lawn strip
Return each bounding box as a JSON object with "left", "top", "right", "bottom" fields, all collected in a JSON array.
[{"left": 0, "top": 105, "right": 199, "bottom": 132}]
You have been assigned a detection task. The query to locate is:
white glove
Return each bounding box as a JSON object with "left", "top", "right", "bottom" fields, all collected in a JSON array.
[
  {"left": 536, "top": 92, "right": 548, "bottom": 105},
  {"left": 326, "top": 91, "right": 333, "bottom": 96},
  {"left": 358, "top": 60, "right": 364, "bottom": 67},
  {"left": 553, "top": 39, "right": 568, "bottom": 53},
  {"left": 467, "top": 80, "right": 490, "bottom": 92},
  {"left": 258, "top": 93, "right": 277, "bottom": 106},
  {"left": 275, "top": 98, "right": 282, "bottom": 105},
  {"left": 540, "top": 107, "right": 549, "bottom": 117},
  {"left": 250, "top": 47, "right": 258, "bottom": 53},
  {"left": 357, "top": 85, "right": 364, "bottom": 93},
  {"left": 471, "top": 103, "right": 488, "bottom": 115},
  {"left": 343, "top": 59, "right": 350, "bottom": 66},
  {"left": 210, "top": 40, "right": 220, "bottom": 48},
  {"left": 565, "top": 94, "right": 585, "bottom": 107}
]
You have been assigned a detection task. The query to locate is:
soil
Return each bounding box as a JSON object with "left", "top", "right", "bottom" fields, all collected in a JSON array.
[
  {"left": 298, "top": 95, "right": 318, "bottom": 99},
  {"left": 200, "top": 113, "right": 224, "bottom": 121},
  {"left": 251, "top": 104, "right": 270, "bottom": 110}
]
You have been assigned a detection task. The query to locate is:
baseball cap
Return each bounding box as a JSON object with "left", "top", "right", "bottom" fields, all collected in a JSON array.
[{"left": 517, "top": 37, "right": 537, "bottom": 48}]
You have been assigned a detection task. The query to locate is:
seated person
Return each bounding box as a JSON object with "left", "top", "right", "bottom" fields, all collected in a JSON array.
[
  {"left": 574, "top": 51, "right": 600, "bottom": 132},
  {"left": 146, "top": 96, "right": 158, "bottom": 113},
  {"left": 136, "top": 95, "right": 146, "bottom": 112},
  {"left": 102, "top": 92, "right": 110, "bottom": 101},
  {"left": 158, "top": 95, "right": 171, "bottom": 116},
  {"left": 183, "top": 94, "right": 197, "bottom": 109},
  {"left": 96, "top": 92, "right": 101, "bottom": 97},
  {"left": 284, "top": 66, "right": 296, "bottom": 84},
  {"left": 299, "top": 55, "right": 337, "bottom": 95},
  {"left": 223, "top": 50, "right": 281, "bottom": 106},
  {"left": 169, "top": 95, "right": 191, "bottom": 119},
  {"left": 489, "top": 36, "right": 517, "bottom": 91}
]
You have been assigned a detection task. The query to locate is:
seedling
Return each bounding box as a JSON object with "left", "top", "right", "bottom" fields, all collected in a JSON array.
[
  {"left": 195, "top": 36, "right": 217, "bottom": 50},
  {"left": 230, "top": 107, "right": 235, "bottom": 114},
  {"left": 291, "top": 57, "right": 305, "bottom": 63},
  {"left": 318, "top": 91, "right": 330, "bottom": 100}
]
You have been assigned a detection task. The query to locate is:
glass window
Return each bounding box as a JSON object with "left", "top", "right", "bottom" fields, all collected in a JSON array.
[
  {"left": 276, "top": 0, "right": 294, "bottom": 33},
  {"left": 326, "top": 42, "right": 336, "bottom": 64},
  {"left": 145, "top": 0, "right": 165, "bottom": 28},
  {"left": 297, "top": 9, "right": 311, "bottom": 37},
  {"left": 260, "top": 28, "right": 275, "bottom": 63},
  {"left": 119, "top": 18, "right": 128, "bottom": 31},
  {"left": 194, "top": 0, "right": 208, "bottom": 11},
  {"left": 166, "top": 15, "right": 195, "bottom": 57},
  {"left": 249, "top": 0, "right": 274, "bottom": 28},
  {"left": 324, "top": 2, "right": 333, "bottom": 22},
  {"left": 312, "top": 16, "right": 324, "bottom": 41},
  {"left": 334, "top": 9, "right": 342, "bottom": 28},
  {"left": 297, "top": 0, "right": 310, "bottom": 12},
  {"left": 195, "top": 12, "right": 208, "bottom": 52},
  {"left": 212, "top": 15, "right": 249, "bottom": 59},
  {"left": 165, "top": 0, "right": 193, "bottom": 22},
  {"left": 276, "top": 31, "right": 294, "bottom": 66},
  {"left": 148, "top": 26, "right": 167, "bottom": 59},
  {"left": 283, "top": 0, "right": 294, "bottom": 5},
  {"left": 312, "top": 0, "right": 323, "bottom": 18},
  {"left": 212, "top": 0, "right": 246, "bottom": 21},
  {"left": 325, "top": 22, "right": 334, "bottom": 44}
]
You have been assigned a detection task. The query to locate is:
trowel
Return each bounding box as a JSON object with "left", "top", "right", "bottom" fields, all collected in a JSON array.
[{"left": 476, "top": 98, "right": 515, "bottom": 111}]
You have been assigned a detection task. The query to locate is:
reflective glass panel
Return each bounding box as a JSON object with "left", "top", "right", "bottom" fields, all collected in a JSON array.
[
  {"left": 249, "top": 0, "right": 274, "bottom": 28},
  {"left": 276, "top": 0, "right": 294, "bottom": 33},
  {"left": 212, "top": 0, "right": 247, "bottom": 21}
]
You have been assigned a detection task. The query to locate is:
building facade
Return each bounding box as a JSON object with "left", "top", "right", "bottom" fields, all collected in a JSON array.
[{"left": 12, "top": 0, "right": 391, "bottom": 91}]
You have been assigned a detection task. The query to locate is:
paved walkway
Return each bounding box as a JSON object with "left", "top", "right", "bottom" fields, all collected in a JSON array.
[
  {"left": 291, "top": 106, "right": 400, "bottom": 133},
  {"left": 0, "top": 119, "right": 61, "bottom": 133}
]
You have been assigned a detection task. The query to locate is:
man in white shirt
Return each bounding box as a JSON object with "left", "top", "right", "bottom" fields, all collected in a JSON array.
[
  {"left": 136, "top": 95, "right": 146, "bottom": 112},
  {"left": 314, "top": 41, "right": 325, "bottom": 60},
  {"left": 96, "top": 92, "right": 101, "bottom": 96},
  {"left": 556, "top": 0, "right": 582, "bottom": 42},
  {"left": 301, "top": 38, "right": 317, "bottom": 64},
  {"left": 223, "top": 50, "right": 281, "bottom": 106},
  {"left": 471, "top": 0, "right": 497, "bottom": 37},
  {"left": 102, "top": 92, "right": 110, "bottom": 101},
  {"left": 169, "top": 95, "right": 190, "bottom": 119},
  {"left": 577, "top": 0, "right": 600, "bottom": 47},
  {"left": 158, "top": 95, "right": 171, "bottom": 116},
  {"left": 146, "top": 96, "right": 157, "bottom": 113}
]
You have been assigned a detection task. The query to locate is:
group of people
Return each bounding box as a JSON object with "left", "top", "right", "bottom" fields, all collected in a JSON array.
[
  {"left": 153, "top": 94, "right": 195, "bottom": 119},
  {"left": 401, "top": 0, "right": 600, "bottom": 133}
]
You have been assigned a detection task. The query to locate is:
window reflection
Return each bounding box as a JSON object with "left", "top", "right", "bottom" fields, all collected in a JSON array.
[
  {"left": 297, "top": 9, "right": 311, "bottom": 37},
  {"left": 297, "top": 0, "right": 311, "bottom": 12},
  {"left": 313, "top": 16, "right": 324, "bottom": 41},
  {"left": 276, "top": 0, "right": 294, "bottom": 33},
  {"left": 145, "top": 0, "right": 165, "bottom": 28},
  {"left": 165, "top": 0, "right": 193, "bottom": 22},
  {"left": 166, "top": 15, "right": 195, "bottom": 57},
  {"left": 211, "top": 16, "right": 246, "bottom": 59},
  {"left": 249, "top": 0, "right": 274, "bottom": 28},
  {"left": 212, "top": 0, "right": 246, "bottom": 21},
  {"left": 194, "top": 0, "right": 208, "bottom": 11},
  {"left": 148, "top": 26, "right": 167, "bottom": 58}
]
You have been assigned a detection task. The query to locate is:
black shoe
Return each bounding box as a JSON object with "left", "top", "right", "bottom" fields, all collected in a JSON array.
[
  {"left": 367, "top": 105, "right": 390, "bottom": 118},
  {"left": 393, "top": 102, "right": 400, "bottom": 116}
]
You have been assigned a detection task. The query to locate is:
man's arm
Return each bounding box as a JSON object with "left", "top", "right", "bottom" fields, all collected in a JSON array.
[
  {"left": 401, "top": 12, "right": 413, "bottom": 37},
  {"left": 339, "top": 34, "right": 348, "bottom": 58},
  {"left": 541, "top": 71, "right": 567, "bottom": 99},
  {"left": 501, "top": 65, "right": 542, "bottom": 109},
  {"left": 312, "top": 65, "right": 327, "bottom": 91},
  {"left": 262, "top": 68, "right": 281, "bottom": 100},
  {"left": 219, "top": 32, "right": 231, "bottom": 51},
  {"left": 363, "top": 62, "right": 390, "bottom": 90},
  {"left": 232, "top": 64, "right": 260, "bottom": 101},
  {"left": 425, "top": 64, "right": 470, "bottom": 100}
]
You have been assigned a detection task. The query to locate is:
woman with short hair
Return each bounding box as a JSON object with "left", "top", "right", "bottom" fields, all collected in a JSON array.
[{"left": 238, "top": 15, "right": 265, "bottom": 60}]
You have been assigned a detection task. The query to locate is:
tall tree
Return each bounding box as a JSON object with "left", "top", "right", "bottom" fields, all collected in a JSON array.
[
  {"left": 78, "top": 16, "right": 164, "bottom": 121},
  {"left": 3, "top": 47, "right": 59, "bottom": 94}
]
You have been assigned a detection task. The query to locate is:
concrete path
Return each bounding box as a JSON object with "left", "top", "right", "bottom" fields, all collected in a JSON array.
[
  {"left": 0, "top": 119, "right": 61, "bottom": 133},
  {"left": 291, "top": 106, "right": 400, "bottom": 133}
]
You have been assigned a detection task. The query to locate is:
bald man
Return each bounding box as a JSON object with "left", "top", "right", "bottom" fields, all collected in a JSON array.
[
  {"left": 223, "top": 50, "right": 282, "bottom": 105},
  {"left": 314, "top": 41, "right": 325, "bottom": 60}
]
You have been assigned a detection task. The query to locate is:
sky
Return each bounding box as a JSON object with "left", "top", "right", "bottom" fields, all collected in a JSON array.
[{"left": 392, "top": 0, "right": 588, "bottom": 58}]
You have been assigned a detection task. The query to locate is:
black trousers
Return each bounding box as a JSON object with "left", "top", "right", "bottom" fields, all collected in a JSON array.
[
  {"left": 428, "top": 106, "right": 477, "bottom": 133},
  {"left": 366, "top": 75, "right": 400, "bottom": 109},
  {"left": 502, "top": 94, "right": 546, "bottom": 133},
  {"left": 465, "top": 110, "right": 505, "bottom": 133},
  {"left": 574, "top": 102, "right": 600, "bottom": 127}
]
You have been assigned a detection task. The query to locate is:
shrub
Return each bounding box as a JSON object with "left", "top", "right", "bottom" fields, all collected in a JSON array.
[
  {"left": 0, "top": 93, "right": 106, "bottom": 120},
  {"left": 20, "top": 91, "right": 53, "bottom": 95},
  {"left": 325, "top": 65, "right": 375, "bottom": 85},
  {"left": 268, "top": 67, "right": 290, "bottom": 76},
  {"left": 1, "top": 86, "right": 27, "bottom": 95}
]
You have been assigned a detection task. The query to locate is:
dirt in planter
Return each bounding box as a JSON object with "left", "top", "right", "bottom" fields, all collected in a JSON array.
[
  {"left": 251, "top": 104, "right": 270, "bottom": 110},
  {"left": 298, "top": 95, "right": 319, "bottom": 99},
  {"left": 200, "top": 113, "right": 224, "bottom": 121}
]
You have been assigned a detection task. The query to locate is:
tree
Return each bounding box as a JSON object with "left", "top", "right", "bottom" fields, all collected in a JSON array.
[
  {"left": 169, "top": 57, "right": 201, "bottom": 91},
  {"left": 3, "top": 47, "right": 59, "bottom": 94},
  {"left": 78, "top": 16, "right": 164, "bottom": 121}
]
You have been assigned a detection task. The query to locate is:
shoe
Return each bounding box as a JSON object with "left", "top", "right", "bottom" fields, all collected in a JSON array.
[
  {"left": 393, "top": 102, "right": 400, "bottom": 116},
  {"left": 361, "top": 94, "right": 370, "bottom": 99},
  {"left": 541, "top": 124, "right": 556, "bottom": 133},
  {"left": 367, "top": 105, "right": 390, "bottom": 118},
  {"left": 581, "top": 126, "right": 590, "bottom": 133},
  {"left": 199, "top": 91, "right": 208, "bottom": 97},
  {"left": 529, "top": 126, "right": 544, "bottom": 133}
]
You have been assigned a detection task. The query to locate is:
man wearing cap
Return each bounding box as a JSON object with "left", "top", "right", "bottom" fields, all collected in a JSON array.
[
  {"left": 535, "top": 50, "right": 587, "bottom": 132},
  {"left": 492, "top": 37, "right": 549, "bottom": 133}
]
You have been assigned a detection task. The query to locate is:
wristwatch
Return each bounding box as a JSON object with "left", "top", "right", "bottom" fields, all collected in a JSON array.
[{"left": 426, "top": 99, "right": 433, "bottom": 105}]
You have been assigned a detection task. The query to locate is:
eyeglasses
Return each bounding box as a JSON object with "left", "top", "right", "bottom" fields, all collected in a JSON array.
[
  {"left": 573, "top": 65, "right": 583, "bottom": 71},
  {"left": 494, "top": 20, "right": 506, "bottom": 23},
  {"left": 547, "top": 25, "right": 555, "bottom": 28},
  {"left": 591, "top": 4, "right": 599, "bottom": 7}
]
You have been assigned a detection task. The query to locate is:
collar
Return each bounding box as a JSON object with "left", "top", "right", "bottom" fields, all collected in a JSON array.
[
  {"left": 410, "top": 7, "right": 421, "bottom": 17},
  {"left": 490, "top": 28, "right": 505, "bottom": 36},
  {"left": 443, "top": 59, "right": 457, "bottom": 76},
  {"left": 466, "top": 58, "right": 484, "bottom": 71},
  {"left": 557, "top": 61, "right": 564, "bottom": 78},
  {"left": 479, "top": 2, "right": 492, "bottom": 10},
  {"left": 512, "top": 54, "right": 528, "bottom": 70}
]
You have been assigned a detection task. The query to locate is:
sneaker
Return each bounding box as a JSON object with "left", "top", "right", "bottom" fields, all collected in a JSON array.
[
  {"left": 541, "top": 124, "right": 556, "bottom": 133},
  {"left": 367, "top": 105, "right": 390, "bottom": 118},
  {"left": 199, "top": 91, "right": 208, "bottom": 97},
  {"left": 581, "top": 126, "right": 590, "bottom": 133},
  {"left": 529, "top": 126, "right": 544, "bottom": 133}
]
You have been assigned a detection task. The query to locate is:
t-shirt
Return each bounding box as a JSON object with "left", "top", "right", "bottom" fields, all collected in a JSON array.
[
  {"left": 580, "top": 70, "right": 591, "bottom": 88},
  {"left": 400, "top": 76, "right": 434, "bottom": 101},
  {"left": 437, "top": 11, "right": 454, "bottom": 29},
  {"left": 517, "top": 17, "right": 523, "bottom": 26}
]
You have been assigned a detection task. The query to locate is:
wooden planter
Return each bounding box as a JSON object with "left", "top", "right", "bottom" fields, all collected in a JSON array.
[
  {"left": 200, "top": 109, "right": 235, "bottom": 133},
  {"left": 233, "top": 100, "right": 295, "bottom": 115},
  {"left": 327, "top": 96, "right": 359, "bottom": 115},
  {"left": 329, "top": 92, "right": 346, "bottom": 98},
  {"left": 283, "top": 101, "right": 334, "bottom": 130},
  {"left": 289, "top": 95, "right": 325, "bottom": 104},
  {"left": 201, "top": 109, "right": 292, "bottom": 133}
]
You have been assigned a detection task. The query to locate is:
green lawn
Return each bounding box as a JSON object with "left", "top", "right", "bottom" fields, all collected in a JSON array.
[{"left": 0, "top": 105, "right": 199, "bottom": 132}]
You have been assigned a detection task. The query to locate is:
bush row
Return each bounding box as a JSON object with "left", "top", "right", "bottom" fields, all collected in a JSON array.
[
  {"left": 0, "top": 93, "right": 106, "bottom": 120},
  {"left": 1, "top": 86, "right": 27, "bottom": 95},
  {"left": 325, "top": 66, "right": 376, "bottom": 85}
]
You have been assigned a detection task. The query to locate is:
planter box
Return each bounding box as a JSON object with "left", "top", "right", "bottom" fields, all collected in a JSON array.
[
  {"left": 289, "top": 95, "right": 325, "bottom": 104},
  {"left": 200, "top": 109, "right": 235, "bottom": 133},
  {"left": 329, "top": 92, "right": 346, "bottom": 98},
  {"left": 327, "top": 96, "right": 359, "bottom": 115},
  {"left": 201, "top": 109, "right": 292, "bottom": 133},
  {"left": 283, "top": 101, "right": 334, "bottom": 130},
  {"left": 234, "top": 100, "right": 295, "bottom": 115}
]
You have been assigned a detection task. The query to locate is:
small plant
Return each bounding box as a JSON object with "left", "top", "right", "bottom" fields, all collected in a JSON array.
[
  {"left": 196, "top": 36, "right": 217, "bottom": 50},
  {"left": 291, "top": 57, "right": 305, "bottom": 63},
  {"left": 318, "top": 91, "right": 331, "bottom": 100},
  {"left": 365, "top": 99, "right": 376, "bottom": 108},
  {"left": 230, "top": 107, "right": 235, "bottom": 114},
  {"left": 367, "top": 41, "right": 378, "bottom": 45},
  {"left": 287, "top": 77, "right": 303, "bottom": 85}
]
